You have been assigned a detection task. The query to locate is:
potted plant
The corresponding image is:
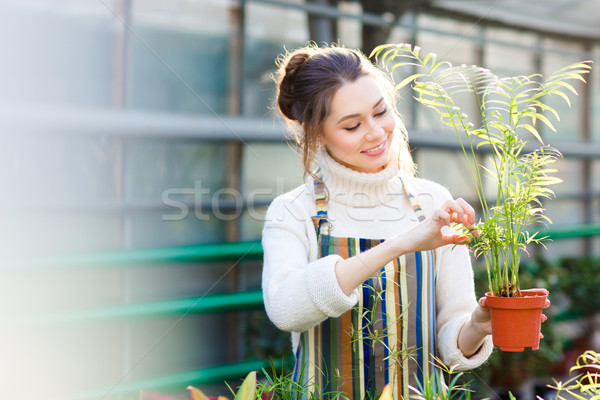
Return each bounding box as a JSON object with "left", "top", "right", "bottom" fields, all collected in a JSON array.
[{"left": 372, "top": 43, "right": 591, "bottom": 351}]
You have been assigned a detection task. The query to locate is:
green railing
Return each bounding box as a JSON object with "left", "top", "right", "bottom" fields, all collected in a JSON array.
[
  {"left": 11, "top": 224, "right": 600, "bottom": 399},
  {"left": 68, "top": 358, "right": 288, "bottom": 400},
  {"left": 3, "top": 240, "right": 264, "bottom": 270},
  {"left": 541, "top": 223, "right": 600, "bottom": 240}
]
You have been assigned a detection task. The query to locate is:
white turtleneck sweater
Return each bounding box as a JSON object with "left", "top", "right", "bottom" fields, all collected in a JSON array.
[{"left": 261, "top": 147, "right": 493, "bottom": 370}]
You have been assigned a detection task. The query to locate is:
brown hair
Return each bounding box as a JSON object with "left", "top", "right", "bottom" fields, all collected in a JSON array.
[{"left": 274, "top": 43, "right": 415, "bottom": 183}]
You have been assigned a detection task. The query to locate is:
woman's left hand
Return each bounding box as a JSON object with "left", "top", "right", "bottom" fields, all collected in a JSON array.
[{"left": 471, "top": 297, "right": 492, "bottom": 335}]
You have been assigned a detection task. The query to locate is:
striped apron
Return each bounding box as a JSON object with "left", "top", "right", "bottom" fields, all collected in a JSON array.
[{"left": 292, "top": 171, "right": 437, "bottom": 400}]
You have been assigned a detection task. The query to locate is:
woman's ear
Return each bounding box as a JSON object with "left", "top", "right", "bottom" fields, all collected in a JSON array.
[{"left": 315, "top": 131, "right": 325, "bottom": 145}]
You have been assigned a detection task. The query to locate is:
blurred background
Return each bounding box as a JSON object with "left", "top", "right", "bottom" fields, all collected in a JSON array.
[{"left": 0, "top": 1, "right": 598, "bottom": 399}]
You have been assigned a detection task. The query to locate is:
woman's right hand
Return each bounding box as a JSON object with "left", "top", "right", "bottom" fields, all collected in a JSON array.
[
  {"left": 336, "top": 198, "right": 478, "bottom": 296},
  {"left": 397, "top": 198, "right": 479, "bottom": 253}
]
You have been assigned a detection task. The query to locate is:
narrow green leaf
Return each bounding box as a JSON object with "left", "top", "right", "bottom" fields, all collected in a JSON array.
[
  {"left": 553, "top": 80, "right": 579, "bottom": 95},
  {"left": 234, "top": 371, "right": 257, "bottom": 400},
  {"left": 546, "top": 89, "right": 573, "bottom": 106},
  {"left": 536, "top": 113, "right": 557, "bottom": 132},
  {"left": 394, "top": 73, "right": 425, "bottom": 90},
  {"left": 520, "top": 124, "right": 544, "bottom": 144},
  {"left": 390, "top": 62, "right": 423, "bottom": 72}
]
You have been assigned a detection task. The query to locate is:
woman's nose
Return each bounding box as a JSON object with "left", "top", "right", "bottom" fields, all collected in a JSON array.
[{"left": 365, "top": 119, "right": 386, "bottom": 141}]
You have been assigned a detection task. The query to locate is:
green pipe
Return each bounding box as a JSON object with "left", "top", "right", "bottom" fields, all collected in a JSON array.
[
  {"left": 2, "top": 240, "right": 264, "bottom": 270},
  {"left": 554, "top": 309, "right": 583, "bottom": 322},
  {"left": 539, "top": 223, "right": 600, "bottom": 240},
  {"left": 68, "top": 357, "right": 293, "bottom": 400},
  {"left": 5, "top": 224, "right": 600, "bottom": 271},
  {"left": 31, "top": 290, "right": 264, "bottom": 324}
]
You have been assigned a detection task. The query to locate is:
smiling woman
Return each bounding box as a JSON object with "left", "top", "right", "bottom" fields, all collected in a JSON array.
[
  {"left": 262, "top": 43, "right": 494, "bottom": 400},
  {"left": 322, "top": 76, "right": 396, "bottom": 173}
]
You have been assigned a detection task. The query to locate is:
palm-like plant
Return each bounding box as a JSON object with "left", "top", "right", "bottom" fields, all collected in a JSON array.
[{"left": 372, "top": 43, "right": 591, "bottom": 297}]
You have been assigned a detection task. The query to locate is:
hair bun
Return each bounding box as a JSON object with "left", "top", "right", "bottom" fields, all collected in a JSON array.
[{"left": 277, "top": 51, "right": 312, "bottom": 122}]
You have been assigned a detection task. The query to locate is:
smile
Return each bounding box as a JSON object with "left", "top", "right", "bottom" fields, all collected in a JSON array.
[{"left": 362, "top": 140, "right": 387, "bottom": 153}]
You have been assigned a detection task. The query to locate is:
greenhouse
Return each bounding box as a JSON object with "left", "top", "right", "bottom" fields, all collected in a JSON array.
[{"left": 0, "top": 1, "right": 599, "bottom": 400}]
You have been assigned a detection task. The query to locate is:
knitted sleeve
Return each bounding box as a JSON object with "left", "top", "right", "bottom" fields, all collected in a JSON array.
[
  {"left": 261, "top": 190, "right": 359, "bottom": 332},
  {"left": 421, "top": 181, "right": 493, "bottom": 370},
  {"left": 435, "top": 243, "right": 493, "bottom": 370}
]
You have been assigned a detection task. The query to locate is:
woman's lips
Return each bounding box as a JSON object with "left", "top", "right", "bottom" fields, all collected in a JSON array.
[{"left": 361, "top": 140, "right": 387, "bottom": 156}]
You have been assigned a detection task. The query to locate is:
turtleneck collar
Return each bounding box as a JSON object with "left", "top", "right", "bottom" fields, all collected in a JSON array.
[{"left": 316, "top": 145, "right": 405, "bottom": 207}]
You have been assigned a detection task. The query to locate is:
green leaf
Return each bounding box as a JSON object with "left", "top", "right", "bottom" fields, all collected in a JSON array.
[
  {"left": 234, "top": 371, "right": 257, "bottom": 400},
  {"left": 187, "top": 386, "right": 214, "bottom": 400},
  {"left": 520, "top": 124, "right": 544, "bottom": 144},
  {"left": 394, "top": 73, "right": 425, "bottom": 90},
  {"left": 553, "top": 80, "right": 579, "bottom": 95},
  {"left": 545, "top": 89, "right": 573, "bottom": 106},
  {"left": 536, "top": 113, "right": 557, "bottom": 132}
]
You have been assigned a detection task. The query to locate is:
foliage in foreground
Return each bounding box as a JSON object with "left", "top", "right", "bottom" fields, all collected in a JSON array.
[{"left": 184, "top": 351, "right": 599, "bottom": 400}]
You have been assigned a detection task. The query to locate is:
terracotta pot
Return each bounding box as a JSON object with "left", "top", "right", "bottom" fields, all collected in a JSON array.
[{"left": 485, "top": 288, "right": 549, "bottom": 352}]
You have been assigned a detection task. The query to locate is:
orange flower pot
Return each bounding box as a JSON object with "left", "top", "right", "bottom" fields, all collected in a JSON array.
[{"left": 485, "top": 288, "right": 549, "bottom": 352}]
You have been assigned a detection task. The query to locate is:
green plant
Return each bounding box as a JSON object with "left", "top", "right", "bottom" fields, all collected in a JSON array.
[
  {"left": 549, "top": 350, "right": 600, "bottom": 400},
  {"left": 187, "top": 371, "right": 256, "bottom": 400},
  {"left": 409, "top": 351, "right": 599, "bottom": 400},
  {"left": 372, "top": 43, "right": 592, "bottom": 297},
  {"left": 184, "top": 351, "right": 600, "bottom": 400},
  {"left": 409, "top": 357, "right": 473, "bottom": 400}
]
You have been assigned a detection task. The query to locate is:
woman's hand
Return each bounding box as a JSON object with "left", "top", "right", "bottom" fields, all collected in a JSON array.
[
  {"left": 334, "top": 198, "right": 478, "bottom": 296},
  {"left": 471, "top": 297, "right": 492, "bottom": 335},
  {"left": 478, "top": 295, "right": 550, "bottom": 338},
  {"left": 399, "top": 198, "right": 479, "bottom": 253},
  {"left": 459, "top": 296, "right": 551, "bottom": 357},
  {"left": 458, "top": 298, "right": 492, "bottom": 357}
]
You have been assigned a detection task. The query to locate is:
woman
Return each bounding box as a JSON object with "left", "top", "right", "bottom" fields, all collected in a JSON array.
[{"left": 261, "top": 44, "right": 493, "bottom": 400}]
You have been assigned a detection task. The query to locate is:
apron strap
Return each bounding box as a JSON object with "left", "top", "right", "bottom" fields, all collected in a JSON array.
[
  {"left": 311, "top": 167, "right": 332, "bottom": 236},
  {"left": 399, "top": 176, "right": 427, "bottom": 222}
]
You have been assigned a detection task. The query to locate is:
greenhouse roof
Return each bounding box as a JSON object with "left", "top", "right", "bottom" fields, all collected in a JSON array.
[{"left": 431, "top": 0, "right": 600, "bottom": 40}]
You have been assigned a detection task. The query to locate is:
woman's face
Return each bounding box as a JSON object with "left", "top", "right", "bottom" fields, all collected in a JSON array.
[{"left": 321, "top": 75, "right": 396, "bottom": 173}]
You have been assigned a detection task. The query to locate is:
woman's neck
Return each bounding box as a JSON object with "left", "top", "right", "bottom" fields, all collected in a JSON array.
[{"left": 316, "top": 146, "right": 404, "bottom": 207}]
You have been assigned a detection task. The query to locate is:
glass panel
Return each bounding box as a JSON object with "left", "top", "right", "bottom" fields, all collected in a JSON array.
[
  {"left": 127, "top": 211, "right": 227, "bottom": 248},
  {"left": 591, "top": 44, "right": 600, "bottom": 143},
  {"left": 544, "top": 198, "right": 585, "bottom": 226},
  {"left": 414, "top": 149, "right": 477, "bottom": 201},
  {"left": 484, "top": 27, "right": 537, "bottom": 74},
  {"left": 0, "top": 135, "right": 117, "bottom": 204},
  {"left": 126, "top": 139, "right": 227, "bottom": 199},
  {"left": 125, "top": 139, "right": 228, "bottom": 247},
  {"left": 552, "top": 159, "right": 582, "bottom": 196},
  {"left": 413, "top": 20, "right": 479, "bottom": 134},
  {"left": 245, "top": 1, "right": 309, "bottom": 44},
  {"left": 541, "top": 38, "right": 587, "bottom": 144},
  {"left": 0, "top": 1, "right": 113, "bottom": 107},
  {"left": 242, "top": 142, "right": 304, "bottom": 198},
  {"left": 128, "top": 1, "right": 233, "bottom": 114},
  {"left": 243, "top": 2, "right": 309, "bottom": 117},
  {"left": 337, "top": 1, "right": 363, "bottom": 49},
  {"left": 593, "top": 161, "right": 600, "bottom": 200},
  {"left": 241, "top": 142, "right": 304, "bottom": 240},
  {"left": 540, "top": 238, "right": 583, "bottom": 260},
  {"left": 417, "top": 15, "right": 480, "bottom": 65},
  {"left": 539, "top": 198, "right": 586, "bottom": 259}
]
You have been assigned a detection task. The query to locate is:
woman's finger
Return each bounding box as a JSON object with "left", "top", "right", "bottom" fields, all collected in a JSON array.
[
  {"left": 454, "top": 198, "right": 480, "bottom": 237},
  {"left": 433, "top": 208, "right": 451, "bottom": 226},
  {"left": 441, "top": 200, "right": 465, "bottom": 225},
  {"left": 455, "top": 198, "right": 475, "bottom": 224},
  {"left": 443, "top": 233, "right": 469, "bottom": 245},
  {"left": 478, "top": 297, "right": 488, "bottom": 308}
]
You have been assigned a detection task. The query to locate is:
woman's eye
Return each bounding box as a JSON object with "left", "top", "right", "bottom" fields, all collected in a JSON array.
[
  {"left": 375, "top": 107, "right": 387, "bottom": 117},
  {"left": 344, "top": 123, "right": 360, "bottom": 132}
]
